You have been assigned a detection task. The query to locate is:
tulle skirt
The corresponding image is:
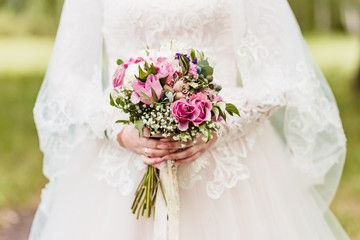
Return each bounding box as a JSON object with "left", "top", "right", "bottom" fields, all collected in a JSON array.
[{"left": 29, "top": 122, "right": 350, "bottom": 240}]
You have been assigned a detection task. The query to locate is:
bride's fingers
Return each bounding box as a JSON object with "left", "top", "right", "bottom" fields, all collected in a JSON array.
[
  {"left": 159, "top": 137, "right": 177, "bottom": 142},
  {"left": 143, "top": 148, "right": 172, "bottom": 158},
  {"left": 175, "top": 151, "right": 202, "bottom": 166},
  {"left": 161, "top": 144, "right": 203, "bottom": 161},
  {"left": 153, "top": 161, "right": 167, "bottom": 169},
  {"left": 141, "top": 137, "right": 164, "bottom": 149},
  {"left": 141, "top": 155, "right": 163, "bottom": 165},
  {"left": 157, "top": 140, "right": 195, "bottom": 150}
]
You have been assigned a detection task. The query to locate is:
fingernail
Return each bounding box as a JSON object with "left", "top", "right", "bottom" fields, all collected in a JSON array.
[
  {"left": 160, "top": 138, "right": 171, "bottom": 142},
  {"left": 169, "top": 149, "right": 176, "bottom": 153}
]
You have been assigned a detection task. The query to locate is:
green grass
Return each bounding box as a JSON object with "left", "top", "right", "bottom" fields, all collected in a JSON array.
[
  {"left": 0, "top": 36, "right": 53, "bottom": 209},
  {"left": 0, "top": 34, "right": 359, "bottom": 237},
  {"left": 0, "top": 36, "right": 54, "bottom": 74}
]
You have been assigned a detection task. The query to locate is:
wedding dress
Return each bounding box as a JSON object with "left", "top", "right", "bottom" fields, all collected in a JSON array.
[{"left": 29, "top": 0, "right": 350, "bottom": 239}]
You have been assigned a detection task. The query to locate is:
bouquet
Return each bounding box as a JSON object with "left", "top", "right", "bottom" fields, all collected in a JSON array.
[{"left": 110, "top": 42, "right": 239, "bottom": 238}]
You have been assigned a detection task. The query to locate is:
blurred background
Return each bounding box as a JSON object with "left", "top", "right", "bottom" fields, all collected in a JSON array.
[{"left": 0, "top": 0, "right": 359, "bottom": 239}]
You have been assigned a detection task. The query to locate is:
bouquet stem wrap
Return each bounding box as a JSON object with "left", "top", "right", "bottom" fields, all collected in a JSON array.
[{"left": 155, "top": 160, "right": 180, "bottom": 240}]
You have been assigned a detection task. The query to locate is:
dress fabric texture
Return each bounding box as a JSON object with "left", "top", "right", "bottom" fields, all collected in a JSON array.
[{"left": 29, "top": 0, "right": 349, "bottom": 239}]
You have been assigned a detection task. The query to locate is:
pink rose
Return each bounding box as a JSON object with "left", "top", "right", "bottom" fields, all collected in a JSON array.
[
  {"left": 113, "top": 57, "right": 145, "bottom": 88},
  {"left": 155, "top": 58, "right": 176, "bottom": 84},
  {"left": 211, "top": 95, "right": 224, "bottom": 122},
  {"left": 131, "top": 74, "right": 163, "bottom": 105},
  {"left": 113, "top": 64, "right": 126, "bottom": 88},
  {"left": 171, "top": 99, "right": 200, "bottom": 131},
  {"left": 189, "top": 93, "right": 212, "bottom": 126}
]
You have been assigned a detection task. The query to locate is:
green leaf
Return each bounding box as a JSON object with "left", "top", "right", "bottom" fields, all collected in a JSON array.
[
  {"left": 180, "top": 131, "right": 187, "bottom": 142},
  {"left": 117, "top": 59, "right": 124, "bottom": 65},
  {"left": 138, "top": 91, "right": 154, "bottom": 103},
  {"left": 188, "top": 82, "right": 199, "bottom": 89},
  {"left": 110, "top": 93, "right": 115, "bottom": 106},
  {"left": 226, "top": 103, "right": 240, "bottom": 117},
  {"left": 190, "top": 49, "right": 196, "bottom": 60},
  {"left": 136, "top": 65, "right": 148, "bottom": 80},
  {"left": 217, "top": 101, "right": 226, "bottom": 113},
  {"left": 198, "top": 60, "right": 209, "bottom": 66},
  {"left": 187, "top": 129, "right": 195, "bottom": 141},
  {"left": 196, "top": 50, "right": 205, "bottom": 61},
  {"left": 207, "top": 127, "right": 211, "bottom": 143},
  {"left": 135, "top": 120, "right": 144, "bottom": 137},
  {"left": 219, "top": 108, "right": 227, "bottom": 121},
  {"left": 199, "top": 122, "right": 206, "bottom": 131},
  {"left": 159, "top": 76, "right": 169, "bottom": 87},
  {"left": 151, "top": 87, "right": 159, "bottom": 102},
  {"left": 116, "top": 120, "right": 131, "bottom": 124},
  {"left": 198, "top": 123, "right": 207, "bottom": 136},
  {"left": 179, "top": 54, "right": 190, "bottom": 75},
  {"left": 148, "top": 63, "right": 157, "bottom": 75},
  {"left": 212, "top": 106, "right": 220, "bottom": 120},
  {"left": 201, "top": 66, "right": 214, "bottom": 77}
]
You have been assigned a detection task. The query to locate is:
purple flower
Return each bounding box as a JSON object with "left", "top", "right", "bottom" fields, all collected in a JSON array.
[{"left": 175, "top": 53, "right": 190, "bottom": 62}]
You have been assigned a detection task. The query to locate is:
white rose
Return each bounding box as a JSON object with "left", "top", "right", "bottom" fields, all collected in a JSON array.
[{"left": 123, "top": 63, "right": 140, "bottom": 90}]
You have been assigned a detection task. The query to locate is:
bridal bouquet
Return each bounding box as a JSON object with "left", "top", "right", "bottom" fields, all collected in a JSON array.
[{"left": 110, "top": 42, "right": 239, "bottom": 237}]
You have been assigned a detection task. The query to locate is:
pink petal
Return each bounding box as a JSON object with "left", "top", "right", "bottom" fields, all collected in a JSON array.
[{"left": 178, "top": 121, "right": 189, "bottom": 131}]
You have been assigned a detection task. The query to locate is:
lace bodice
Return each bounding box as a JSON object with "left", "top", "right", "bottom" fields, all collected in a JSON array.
[{"left": 103, "top": 0, "right": 237, "bottom": 89}]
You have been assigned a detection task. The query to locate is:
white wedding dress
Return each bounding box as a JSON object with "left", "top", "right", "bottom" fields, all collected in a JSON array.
[{"left": 29, "top": 0, "right": 350, "bottom": 239}]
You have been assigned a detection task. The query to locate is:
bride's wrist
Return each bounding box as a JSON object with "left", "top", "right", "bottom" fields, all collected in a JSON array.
[{"left": 116, "top": 129, "right": 126, "bottom": 148}]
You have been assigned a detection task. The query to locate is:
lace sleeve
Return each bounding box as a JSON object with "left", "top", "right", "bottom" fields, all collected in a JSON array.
[
  {"left": 33, "top": 0, "right": 132, "bottom": 185},
  {"left": 218, "top": 87, "right": 284, "bottom": 143},
  {"left": 229, "top": 0, "right": 346, "bottom": 207},
  {"left": 180, "top": 0, "right": 346, "bottom": 204}
]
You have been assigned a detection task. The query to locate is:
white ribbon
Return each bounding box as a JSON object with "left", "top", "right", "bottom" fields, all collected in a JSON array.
[{"left": 154, "top": 160, "right": 180, "bottom": 240}]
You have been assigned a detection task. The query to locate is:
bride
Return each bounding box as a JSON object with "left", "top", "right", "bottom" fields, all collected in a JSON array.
[{"left": 29, "top": 0, "right": 350, "bottom": 239}]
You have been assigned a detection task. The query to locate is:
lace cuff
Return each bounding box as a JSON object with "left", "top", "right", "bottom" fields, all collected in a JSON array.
[{"left": 218, "top": 87, "right": 285, "bottom": 143}]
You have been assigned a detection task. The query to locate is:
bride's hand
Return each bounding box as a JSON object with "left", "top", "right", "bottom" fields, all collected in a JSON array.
[
  {"left": 157, "top": 132, "right": 218, "bottom": 166},
  {"left": 117, "top": 125, "right": 186, "bottom": 166}
]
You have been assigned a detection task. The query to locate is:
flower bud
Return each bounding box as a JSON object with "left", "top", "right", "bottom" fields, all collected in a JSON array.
[
  {"left": 214, "top": 84, "right": 222, "bottom": 91},
  {"left": 164, "top": 85, "right": 174, "bottom": 93},
  {"left": 175, "top": 92, "right": 185, "bottom": 100},
  {"left": 173, "top": 80, "right": 185, "bottom": 92},
  {"left": 206, "top": 75, "right": 213, "bottom": 82}
]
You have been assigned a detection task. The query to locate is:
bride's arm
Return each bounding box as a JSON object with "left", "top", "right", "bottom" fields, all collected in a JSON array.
[
  {"left": 217, "top": 87, "right": 285, "bottom": 142},
  {"left": 33, "top": 0, "right": 108, "bottom": 181}
]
